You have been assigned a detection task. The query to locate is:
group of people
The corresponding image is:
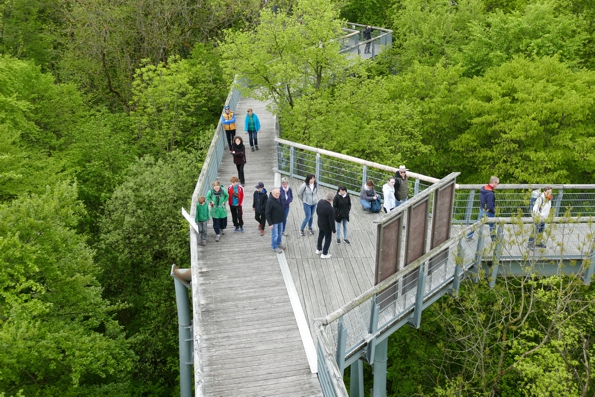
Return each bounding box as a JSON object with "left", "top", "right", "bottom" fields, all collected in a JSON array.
[
  {"left": 221, "top": 105, "right": 262, "bottom": 186},
  {"left": 359, "top": 165, "right": 410, "bottom": 213},
  {"left": 465, "top": 176, "right": 554, "bottom": 249}
]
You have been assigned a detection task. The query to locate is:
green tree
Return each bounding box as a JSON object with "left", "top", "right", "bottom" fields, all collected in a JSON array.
[
  {"left": 0, "top": 182, "right": 133, "bottom": 396},
  {"left": 220, "top": 0, "right": 352, "bottom": 112},
  {"left": 97, "top": 150, "right": 209, "bottom": 392}
]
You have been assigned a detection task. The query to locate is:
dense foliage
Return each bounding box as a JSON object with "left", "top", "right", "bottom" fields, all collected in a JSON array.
[{"left": 2, "top": 0, "right": 595, "bottom": 395}]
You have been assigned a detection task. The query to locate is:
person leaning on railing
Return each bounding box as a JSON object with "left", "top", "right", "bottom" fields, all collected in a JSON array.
[{"left": 528, "top": 186, "right": 553, "bottom": 249}]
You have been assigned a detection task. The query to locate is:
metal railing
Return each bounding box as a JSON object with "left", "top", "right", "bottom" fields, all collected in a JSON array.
[
  {"left": 275, "top": 138, "right": 436, "bottom": 198},
  {"left": 339, "top": 23, "right": 393, "bottom": 57},
  {"left": 316, "top": 214, "right": 595, "bottom": 383},
  {"left": 454, "top": 184, "right": 595, "bottom": 224}
]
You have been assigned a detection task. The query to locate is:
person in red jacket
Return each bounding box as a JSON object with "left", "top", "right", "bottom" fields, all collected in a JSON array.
[{"left": 228, "top": 176, "right": 245, "bottom": 233}]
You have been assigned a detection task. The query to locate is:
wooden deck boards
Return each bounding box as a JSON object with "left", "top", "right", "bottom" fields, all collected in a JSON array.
[{"left": 198, "top": 97, "right": 322, "bottom": 397}]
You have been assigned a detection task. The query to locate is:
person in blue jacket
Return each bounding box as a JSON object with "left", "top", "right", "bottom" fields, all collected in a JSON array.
[
  {"left": 244, "top": 108, "right": 261, "bottom": 152},
  {"left": 466, "top": 176, "right": 499, "bottom": 241}
]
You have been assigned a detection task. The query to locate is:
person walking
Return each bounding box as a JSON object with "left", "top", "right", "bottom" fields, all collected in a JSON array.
[
  {"left": 195, "top": 196, "right": 209, "bottom": 246},
  {"left": 333, "top": 186, "right": 351, "bottom": 245},
  {"left": 360, "top": 180, "right": 381, "bottom": 212},
  {"left": 382, "top": 177, "right": 397, "bottom": 213},
  {"left": 280, "top": 177, "right": 294, "bottom": 236},
  {"left": 466, "top": 176, "right": 500, "bottom": 241},
  {"left": 244, "top": 108, "right": 261, "bottom": 152},
  {"left": 221, "top": 105, "right": 236, "bottom": 153},
  {"left": 528, "top": 186, "right": 553, "bottom": 249},
  {"left": 265, "top": 188, "right": 286, "bottom": 253},
  {"left": 394, "top": 165, "right": 409, "bottom": 207},
  {"left": 316, "top": 192, "right": 336, "bottom": 259},
  {"left": 297, "top": 174, "right": 318, "bottom": 236},
  {"left": 363, "top": 25, "right": 373, "bottom": 54},
  {"left": 205, "top": 180, "right": 229, "bottom": 242},
  {"left": 228, "top": 176, "right": 245, "bottom": 233},
  {"left": 252, "top": 182, "right": 268, "bottom": 236},
  {"left": 231, "top": 136, "right": 247, "bottom": 186}
]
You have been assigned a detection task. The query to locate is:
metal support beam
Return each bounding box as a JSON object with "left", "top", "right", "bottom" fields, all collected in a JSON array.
[
  {"left": 489, "top": 225, "right": 504, "bottom": 287},
  {"left": 350, "top": 359, "right": 364, "bottom": 397},
  {"left": 465, "top": 189, "right": 476, "bottom": 224},
  {"left": 372, "top": 338, "right": 388, "bottom": 397},
  {"left": 472, "top": 229, "right": 485, "bottom": 283},
  {"left": 414, "top": 178, "right": 420, "bottom": 195},
  {"left": 315, "top": 152, "right": 321, "bottom": 183},
  {"left": 584, "top": 248, "right": 595, "bottom": 286},
  {"left": 410, "top": 262, "right": 427, "bottom": 328},
  {"left": 366, "top": 296, "right": 379, "bottom": 364},
  {"left": 554, "top": 189, "right": 564, "bottom": 217},
  {"left": 451, "top": 240, "right": 463, "bottom": 295},
  {"left": 362, "top": 165, "right": 368, "bottom": 189},
  {"left": 336, "top": 317, "right": 347, "bottom": 376},
  {"left": 171, "top": 265, "right": 192, "bottom": 397},
  {"left": 290, "top": 146, "right": 295, "bottom": 178}
]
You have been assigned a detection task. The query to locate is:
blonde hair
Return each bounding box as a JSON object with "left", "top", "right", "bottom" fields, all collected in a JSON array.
[
  {"left": 198, "top": 196, "right": 206, "bottom": 204},
  {"left": 489, "top": 176, "right": 499, "bottom": 184},
  {"left": 212, "top": 180, "right": 221, "bottom": 187}
]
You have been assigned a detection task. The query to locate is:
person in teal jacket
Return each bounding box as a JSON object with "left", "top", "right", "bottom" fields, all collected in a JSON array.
[
  {"left": 195, "top": 196, "right": 210, "bottom": 245},
  {"left": 206, "top": 180, "right": 229, "bottom": 242},
  {"left": 244, "top": 108, "right": 261, "bottom": 152}
]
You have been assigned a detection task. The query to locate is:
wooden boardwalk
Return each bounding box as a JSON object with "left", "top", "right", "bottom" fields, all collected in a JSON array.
[{"left": 197, "top": 97, "right": 322, "bottom": 396}]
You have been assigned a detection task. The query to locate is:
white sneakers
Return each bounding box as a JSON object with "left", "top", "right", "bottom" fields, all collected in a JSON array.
[{"left": 320, "top": 254, "right": 332, "bottom": 259}]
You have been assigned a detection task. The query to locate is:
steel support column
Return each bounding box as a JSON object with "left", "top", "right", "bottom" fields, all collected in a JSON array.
[
  {"left": 372, "top": 338, "right": 388, "bottom": 397},
  {"left": 350, "top": 359, "right": 364, "bottom": 397},
  {"left": 172, "top": 268, "right": 192, "bottom": 397},
  {"left": 489, "top": 225, "right": 504, "bottom": 288}
]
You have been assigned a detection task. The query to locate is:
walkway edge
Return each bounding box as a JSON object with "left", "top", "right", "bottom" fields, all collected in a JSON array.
[{"left": 278, "top": 251, "right": 318, "bottom": 374}]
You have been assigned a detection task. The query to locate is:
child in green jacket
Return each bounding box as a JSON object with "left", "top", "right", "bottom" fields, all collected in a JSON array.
[{"left": 195, "top": 196, "right": 210, "bottom": 245}]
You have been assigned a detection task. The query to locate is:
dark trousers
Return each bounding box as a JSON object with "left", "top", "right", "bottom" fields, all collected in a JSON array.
[
  {"left": 235, "top": 163, "right": 245, "bottom": 185},
  {"left": 225, "top": 129, "right": 236, "bottom": 150},
  {"left": 317, "top": 229, "right": 333, "bottom": 255},
  {"left": 365, "top": 41, "right": 371, "bottom": 53},
  {"left": 529, "top": 222, "right": 545, "bottom": 244},
  {"left": 212, "top": 217, "right": 227, "bottom": 235},
  {"left": 231, "top": 205, "right": 244, "bottom": 228},
  {"left": 255, "top": 212, "right": 266, "bottom": 230},
  {"left": 248, "top": 130, "right": 258, "bottom": 148}
]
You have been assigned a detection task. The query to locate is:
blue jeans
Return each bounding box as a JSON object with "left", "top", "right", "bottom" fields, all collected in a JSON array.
[
  {"left": 282, "top": 207, "right": 290, "bottom": 232},
  {"left": 466, "top": 209, "right": 495, "bottom": 240},
  {"left": 301, "top": 203, "right": 317, "bottom": 230},
  {"left": 271, "top": 222, "right": 283, "bottom": 249},
  {"left": 212, "top": 217, "right": 227, "bottom": 235},
  {"left": 248, "top": 130, "right": 258, "bottom": 148},
  {"left": 336, "top": 219, "right": 348, "bottom": 239},
  {"left": 529, "top": 222, "right": 545, "bottom": 244},
  {"left": 360, "top": 199, "right": 371, "bottom": 210},
  {"left": 395, "top": 198, "right": 408, "bottom": 207},
  {"left": 317, "top": 230, "right": 333, "bottom": 255}
]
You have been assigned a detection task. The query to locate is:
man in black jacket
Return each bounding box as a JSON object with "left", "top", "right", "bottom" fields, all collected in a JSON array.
[
  {"left": 316, "top": 192, "right": 336, "bottom": 259},
  {"left": 265, "top": 187, "right": 286, "bottom": 253},
  {"left": 252, "top": 182, "right": 268, "bottom": 236}
]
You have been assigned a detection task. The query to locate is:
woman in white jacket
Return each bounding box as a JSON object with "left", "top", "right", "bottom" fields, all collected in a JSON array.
[
  {"left": 297, "top": 174, "right": 319, "bottom": 236},
  {"left": 528, "top": 186, "right": 553, "bottom": 249},
  {"left": 382, "top": 177, "right": 396, "bottom": 213}
]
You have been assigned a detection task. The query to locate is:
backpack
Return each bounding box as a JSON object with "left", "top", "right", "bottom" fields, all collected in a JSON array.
[
  {"left": 370, "top": 196, "right": 382, "bottom": 213},
  {"left": 529, "top": 189, "right": 540, "bottom": 214}
]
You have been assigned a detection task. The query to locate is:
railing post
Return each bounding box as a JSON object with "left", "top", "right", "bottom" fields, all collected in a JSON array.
[
  {"left": 414, "top": 178, "right": 420, "bottom": 195},
  {"left": 289, "top": 145, "right": 295, "bottom": 178},
  {"left": 489, "top": 225, "right": 504, "bottom": 288},
  {"left": 173, "top": 273, "right": 193, "bottom": 397},
  {"left": 410, "top": 262, "right": 427, "bottom": 328},
  {"left": 315, "top": 152, "right": 321, "bottom": 184},
  {"left": 362, "top": 165, "right": 368, "bottom": 189},
  {"left": 350, "top": 359, "right": 365, "bottom": 397},
  {"left": 465, "top": 190, "right": 476, "bottom": 225},
  {"left": 451, "top": 240, "right": 463, "bottom": 295},
  {"left": 583, "top": 247, "right": 595, "bottom": 286},
  {"left": 554, "top": 189, "right": 564, "bottom": 217},
  {"left": 372, "top": 338, "right": 388, "bottom": 397},
  {"left": 473, "top": 228, "right": 485, "bottom": 283},
  {"left": 366, "top": 296, "right": 379, "bottom": 364},
  {"left": 335, "top": 317, "right": 347, "bottom": 376}
]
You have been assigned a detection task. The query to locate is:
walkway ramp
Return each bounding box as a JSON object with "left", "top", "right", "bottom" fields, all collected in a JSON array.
[{"left": 196, "top": 97, "right": 322, "bottom": 396}]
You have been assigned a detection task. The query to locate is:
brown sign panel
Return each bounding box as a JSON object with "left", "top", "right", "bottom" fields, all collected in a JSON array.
[
  {"left": 431, "top": 181, "right": 455, "bottom": 249},
  {"left": 405, "top": 198, "right": 429, "bottom": 266},
  {"left": 374, "top": 215, "right": 402, "bottom": 285}
]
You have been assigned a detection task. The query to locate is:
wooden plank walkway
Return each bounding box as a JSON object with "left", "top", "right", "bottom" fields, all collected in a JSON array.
[{"left": 197, "top": 97, "right": 322, "bottom": 396}]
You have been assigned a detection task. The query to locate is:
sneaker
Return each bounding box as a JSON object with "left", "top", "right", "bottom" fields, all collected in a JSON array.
[
  {"left": 536, "top": 243, "right": 547, "bottom": 248},
  {"left": 300, "top": 230, "right": 305, "bottom": 236},
  {"left": 216, "top": 235, "right": 220, "bottom": 242},
  {"left": 251, "top": 147, "right": 255, "bottom": 152},
  {"left": 465, "top": 236, "right": 473, "bottom": 241},
  {"left": 255, "top": 145, "right": 259, "bottom": 150},
  {"left": 260, "top": 230, "right": 265, "bottom": 236},
  {"left": 337, "top": 238, "right": 341, "bottom": 244},
  {"left": 321, "top": 254, "right": 332, "bottom": 259},
  {"left": 315, "top": 250, "right": 322, "bottom": 255},
  {"left": 258, "top": 224, "right": 263, "bottom": 230},
  {"left": 274, "top": 248, "right": 284, "bottom": 254},
  {"left": 240, "top": 227, "right": 244, "bottom": 233},
  {"left": 277, "top": 245, "right": 286, "bottom": 250},
  {"left": 234, "top": 227, "right": 239, "bottom": 233},
  {"left": 344, "top": 239, "right": 351, "bottom": 245},
  {"left": 308, "top": 228, "right": 315, "bottom": 235},
  {"left": 201, "top": 240, "right": 207, "bottom": 246},
  {"left": 221, "top": 231, "right": 225, "bottom": 235},
  {"left": 282, "top": 231, "right": 288, "bottom": 236}
]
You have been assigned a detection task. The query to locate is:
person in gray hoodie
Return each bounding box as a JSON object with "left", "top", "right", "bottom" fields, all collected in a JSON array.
[{"left": 297, "top": 174, "right": 318, "bottom": 236}]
